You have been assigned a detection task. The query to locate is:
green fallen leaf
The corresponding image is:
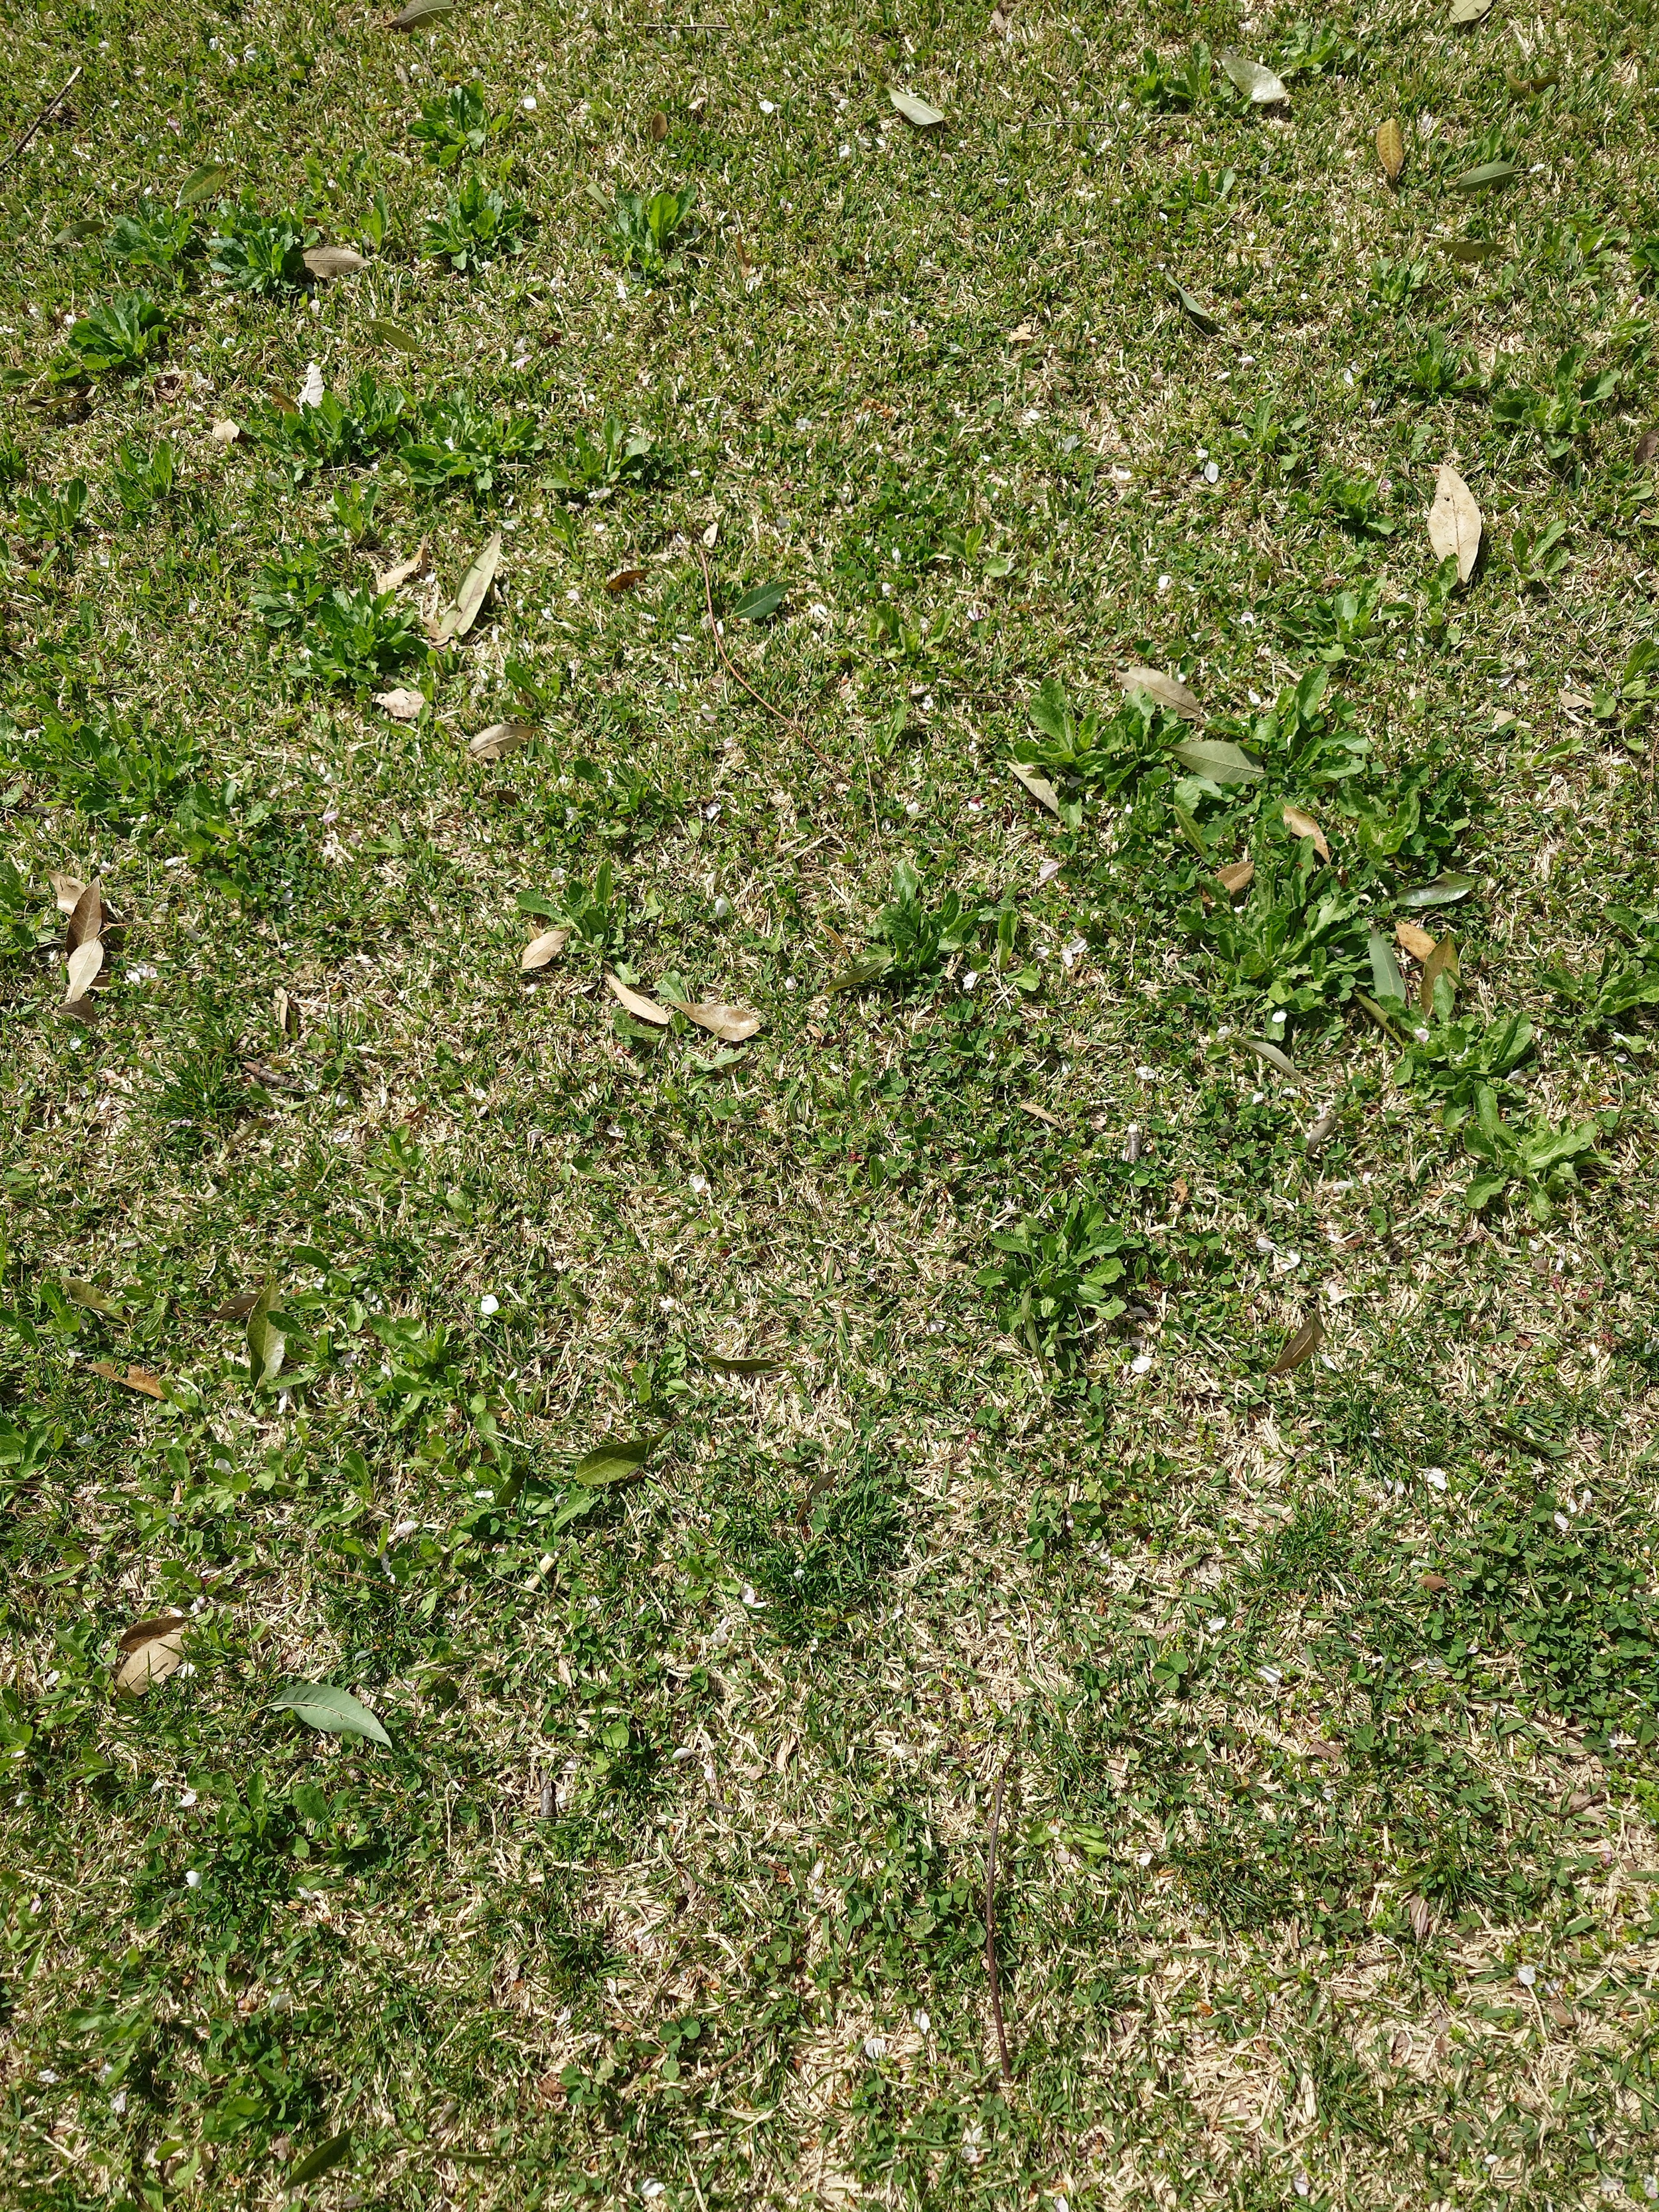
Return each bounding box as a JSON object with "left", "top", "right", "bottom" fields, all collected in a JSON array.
[
  {"left": 271, "top": 1683, "right": 391, "bottom": 1748},
  {"left": 1166, "top": 278, "right": 1218, "bottom": 332},
  {"left": 1367, "top": 925, "right": 1406, "bottom": 1004},
  {"left": 389, "top": 0, "right": 454, "bottom": 25},
  {"left": 1400, "top": 872, "right": 1477, "bottom": 908},
  {"left": 1244, "top": 1038, "right": 1309, "bottom": 1086},
  {"left": 1170, "top": 737, "right": 1264, "bottom": 785},
  {"left": 890, "top": 90, "right": 946, "bottom": 127},
  {"left": 366, "top": 317, "right": 422, "bottom": 354},
  {"left": 699, "top": 1349, "right": 787, "bottom": 1376},
  {"left": 1443, "top": 239, "right": 1501, "bottom": 264},
  {"left": 1451, "top": 161, "right": 1517, "bottom": 191},
  {"left": 1219, "top": 48, "right": 1289, "bottom": 104},
  {"left": 287, "top": 2129, "right": 352, "bottom": 2188},
  {"left": 246, "top": 1280, "right": 286, "bottom": 1391},
  {"left": 178, "top": 164, "right": 232, "bottom": 209},
  {"left": 570, "top": 1430, "right": 667, "bottom": 1487},
  {"left": 731, "top": 581, "right": 786, "bottom": 622}
]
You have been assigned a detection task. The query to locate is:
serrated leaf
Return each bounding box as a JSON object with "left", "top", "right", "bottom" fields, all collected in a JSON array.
[
  {"left": 1268, "top": 1309, "right": 1325, "bottom": 1375},
  {"left": 604, "top": 972, "right": 672, "bottom": 1026},
  {"left": 432, "top": 531, "right": 501, "bottom": 645},
  {"left": 115, "top": 1615, "right": 188, "bottom": 1696},
  {"left": 177, "top": 164, "right": 232, "bottom": 208},
  {"left": 287, "top": 2131, "right": 353, "bottom": 2188},
  {"left": 670, "top": 1000, "right": 762, "bottom": 1042},
  {"left": 65, "top": 939, "right": 103, "bottom": 1004},
  {"left": 468, "top": 721, "right": 537, "bottom": 762},
  {"left": 1451, "top": 160, "right": 1516, "bottom": 191},
  {"left": 1119, "top": 666, "right": 1201, "bottom": 721},
  {"left": 521, "top": 927, "right": 571, "bottom": 971},
  {"left": 1219, "top": 48, "right": 1289, "bottom": 103},
  {"left": 570, "top": 1430, "right": 666, "bottom": 1487},
  {"left": 890, "top": 90, "right": 946, "bottom": 126},
  {"left": 271, "top": 1682, "right": 391, "bottom": 1748},
  {"left": 1400, "top": 871, "right": 1477, "bottom": 908},
  {"left": 1367, "top": 925, "right": 1406, "bottom": 1003},
  {"left": 1170, "top": 737, "right": 1264, "bottom": 785},
  {"left": 1427, "top": 465, "right": 1482, "bottom": 583},
  {"left": 388, "top": 0, "right": 454, "bottom": 25},
  {"left": 1008, "top": 760, "right": 1064, "bottom": 817},
  {"left": 1281, "top": 803, "right": 1329, "bottom": 860},
  {"left": 1244, "top": 1038, "right": 1309, "bottom": 1087},
  {"left": 1376, "top": 117, "right": 1405, "bottom": 183},
  {"left": 246, "top": 1281, "right": 285, "bottom": 1390},
  {"left": 731, "top": 581, "right": 786, "bottom": 622}
]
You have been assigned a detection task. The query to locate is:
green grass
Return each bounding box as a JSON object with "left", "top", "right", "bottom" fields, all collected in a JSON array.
[{"left": 4, "top": 0, "right": 1659, "bottom": 2206}]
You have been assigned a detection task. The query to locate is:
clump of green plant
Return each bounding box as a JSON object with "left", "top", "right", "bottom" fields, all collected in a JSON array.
[
  {"left": 0, "top": 855, "right": 54, "bottom": 961},
  {"left": 1403, "top": 326, "right": 1480, "bottom": 400},
  {"left": 978, "top": 1198, "right": 1148, "bottom": 1372},
  {"left": 1303, "top": 466, "right": 1395, "bottom": 538},
  {"left": 1590, "top": 636, "right": 1659, "bottom": 750},
  {"left": 250, "top": 371, "right": 410, "bottom": 477},
  {"left": 107, "top": 204, "right": 198, "bottom": 273},
  {"left": 410, "top": 80, "right": 503, "bottom": 168},
  {"left": 1185, "top": 837, "right": 1370, "bottom": 1026},
  {"left": 825, "top": 860, "right": 1005, "bottom": 991},
  {"left": 5, "top": 708, "right": 205, "bottom": 829},
  {"left": 609, "top": 184, "right": 696, "bottom": 278},
  {"left": 1546, "top": 901, "right": 1659, "bottom": 1024},
  {"left": 1396, "top": 1007, "right": 1535, "bottom": 1128},
  {"left": 398, "top": 391, "right": 541, "bottom": 497},
  {"left": 1274, "top": 21, "right": 1358, "bottom": 76},
  {"left": 293, "top": 588, "right": 428, "bottom": 691},
  {"left": 209, "top": 196, "right": 313, "bottom": 294},
  {"left": 250, "top": 541, "right": 327, "bottom": 636},
  {"left": 1492, "top": 345, "right": 1617, "bottom": 464},
  {"left": 49, "top": 295, "right": 171, "bottom": 381},
  {"left": 422, "top": 173, "right": 528, "bottom": 272},
  {"left": 109, "top": 438, "right": 177, "bottom": 517},
  {"left": 1460, "top": 1093, "right": 1606, "bottom": 1220},
  {"left": 10, "top": 476, "right": 89, "bottom": 548},
  {"left": 1131, "top": 43, "right": 1213, "bottom": 109},
  {"left": 518, "top": 861, "right": 627, "bottom": 958},
  {"left": 726, "top": 1445, "right": 910, "bottom": 1643},
  {"left": 544, "top": 412, "right": 656, "bottom": 500},
  {"left": 149, "top": 993, "right": 250, "bottom": 1160},
  {"left": 1367, "top": 256, "right": 1429, "bottom": 311}
]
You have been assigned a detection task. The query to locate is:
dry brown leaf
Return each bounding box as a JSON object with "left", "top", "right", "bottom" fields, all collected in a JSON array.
[
  {"left": 521, "top": 926, "right": 572, "bottom": 972},
  {"left": 1396, "top": 921, "right": 1437, "bottom": 961},
  {"left": 1008, "top": 321, "right": 1037, "bottom": 343},
  {"left": 267, "top": 387, "right": 299, "bottom": 416},
  {"left": 649, "top": 109, "right": 669, "bottom": 141},
  {"left": 89, "top": 1360, "right": 167, "bottom": 1398},
  {"left": 1170, "top": 1176, "right": 1189, "bottom": 1214},
  {"left": 1017, "top": 1100, "right": 1061, "bottom": 1128},
  {"left": 1376, "top": 116, "right": 1405, "bottom": 183},
  {"left": 988, "top": 0, "right": 1014, "bottom": 31},
  {"left": 604, "top": 972, "right": 672, "bottom": 1027},
  {"left": 1282, "top": 803, "right": 1330, "bottom": 861},
  {"left": 302, "top": 245, "right": 367, "bottom": 281},
  {"left": 374, "top": 539, "right": 428, "bottom": 593},
  {"left": 373, "top": 687, "right": 426, "bottom": 722},
  {"left": 604, "top": 566, "right": 648, "bottom": 595},
  {"left": 1636, "top": 429, "right": 1659, "bottom": 470},
  {"left": 469, "top": 721, "right": 537, "bottom": 762},
  {"left": 66, "top": 881, "right": 103, "bottom": 949},
  {"left": 671, "top": 1000, "right": 763, "bottom": 1042},
  {"left": 1420, "top": 933, "right": 1459, "bottom": 1012},
  {"left": 1305, "top": 1109, "right": 1338, "bottom": 1152},
  {"left": 274, "top": 986, "right": 299, "bottom": 1038},
  {"left": 51, "top": 872, "right": 87, "bottom": 915},
  {"left": 1118, "top": 665, "right": 1201, "bottom": 721},
  {"left": 1216, "top": 859, "right": 1255, "bottom": 895},
  {"left": 65, "top": 938, "right": 103, "bottom": 1003},
  {"left": 1427, "top": 464, "right": 1482, "bottom": 583},
  {"left": 1268, "top": 1309, "right": 1325, "bottom": 1375},
  {"left": 115, "top": 1615, "right": 188, "bottom": 1696},
  {"left": 212, "top": 1290, "right": 263, "bottom": 1322},
  {"left": 210, "top": 419, "right": 240, "bottom": 445},
  {"left": 1008, "top": 760, "right": 1063, "bottom": 818}
]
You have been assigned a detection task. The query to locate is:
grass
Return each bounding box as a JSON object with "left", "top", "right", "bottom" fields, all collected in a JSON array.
[{"left": 3, "top": 0, "right": 1659, "bottom": 2205}]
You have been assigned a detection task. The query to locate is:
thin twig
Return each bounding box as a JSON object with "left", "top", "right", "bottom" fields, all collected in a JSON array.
[
  {"left": 2, "top": 66, "right": 82, "bottom": 182},
  {"left": 985, "top": 1758, "right": 1014, "bottom": 2087},
  {"left": 692, "top": 535, "right": 828, "bottom": 763}
]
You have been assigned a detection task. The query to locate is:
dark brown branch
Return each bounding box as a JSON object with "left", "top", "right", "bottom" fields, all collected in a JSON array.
[
  {"left": 2, "top": 67, "right": 82, "bottom": 182},
  {"left": 985, "top": 1758, "right": 1013, "bottom": 2087}
]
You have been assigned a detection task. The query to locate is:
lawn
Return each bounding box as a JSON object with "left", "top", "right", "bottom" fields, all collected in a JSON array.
[{"left": 3, "top": 0, "right": 1659, "bottom": 2206}]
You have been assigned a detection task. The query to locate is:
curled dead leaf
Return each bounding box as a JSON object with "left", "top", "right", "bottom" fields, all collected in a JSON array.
[
  {"left": 374, "top": 539, "right": 428, "bottom": 593},
  {"left": 604, "top": 566, "right": 648, "bottom": 595},
  {"left": 1008, "top": 760, "right": 1063, "bottom": 819},
  {"left": 89, "top": 1360, "right": 167, "bottom": 1399},
  {"left": 1395, "top": 921, "right": 1437, "bottom": 962},
  {"left": 1216, "top": 859, "right": 1255, "bottom": 895},
  {"left": 521, "top": 926, "right": 572, "bottom": 971},
  {"left": 51, "top": 872, "right": 87, "bottom": 915},
  {"left": 670, "top": 1000, "right": 763, "bottom": 1042},
  {"left": 1119, "top": 665, "right": 1201, "bottom": 721},
  {"left": 1281, "top": 803, "right": 1330, "bottom": 861},
  {"left": 115, "top": 1615, "right": 188, "bottom": 1696},
  {"left": 1427, "top": 464, "right": 1482, "bottom": 583},
  {"left": 373, "top": 687, "right": 426, "bottom": 722},
  {"left": 1376, "top": 117, "right": 1405, "bottom": 184},
  {"left": 469, "top": 721, "right": 537, "bottom": 762},
  {"left": 604, "top": 972, "right": 672, "bottom": 1027}
]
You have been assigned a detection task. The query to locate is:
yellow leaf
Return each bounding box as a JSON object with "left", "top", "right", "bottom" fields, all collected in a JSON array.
[
  {"left": 604, "top": 973, "right": 672, "bottom": 1027},
  {"left": 1376, "top": 117, "right": 1405, "bottom": 183},
  {"left": 115, "top": 1615, "right": 188, "bottom": 1697},
  {"left": 1427, "top": 464, "right": 1482, "bottom": 583},
  {"left": 521, "top": 927, "right": 571, "bottom": 971},
  {"left": 1281, "top": 804, "right": 1330, "bottom": 861}
]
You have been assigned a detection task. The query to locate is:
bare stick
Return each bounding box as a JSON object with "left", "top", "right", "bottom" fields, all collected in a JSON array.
[
  {"left": 2, "top": 66, "right": 82, "bottom": 182},
  {"left": 692, "top": 535, "right": 829, "bottom": 764},
  {"left": 985, "top": 1758, "right": 1013, "bottom": 2087}
]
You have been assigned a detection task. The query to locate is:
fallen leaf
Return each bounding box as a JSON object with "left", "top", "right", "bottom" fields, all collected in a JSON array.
[
  {"left": 604, "top": 566, "right": 648, "bottom": 594},
  {"left": 1245, "top": 1037, "right": 1309, "bottom": 1087},
  {"left": 1220, "top": 48, "right": 1289, "bottom": 103},
  {"left": 65, "top": 880, "right": 103, "bottom": 949},
  {"left": 1427, "top": 464, "right": 1482, "bottom": 583},
  {"left": 1008, "top": 760, "right": 1063, "bottom": 818},
  {"left": 213, "top": 1289, "right": 263, "bottom": 1322},
  {"left": 521, "top": 926, "right": 571, "bottom": 971},
  {"left": 246, "top": 1281, "right": 285, "bottom": 1390},
  {"left": 1451, "top": 159, "right": 1516, "bottom": 191},
  {"left": 115, "top": 1615, "right": 188, "bottom": 1696},
  {"left": 374, "top": 539, "right": 428, "bottom": 592},
  {"left": 670, "top": 1000, "right": 763, "bottom": 1042},
  {"left": 65, "top": 938, "right": 103, "bottom": 1003},
  {"left": 1281, "top": 803, "right": 1330, "bottom": 861},
  {"left": 271, "top": 1681, "right": 391, "bottom": 1747},
  {"left": 1449, "top": 0, "right": 1494, "bottom": 21},
  {"left": 1635, "top": 429, "right": 1659, "bottom": 470},
  {"left": 388, "top": 0, "right": 454, "bottom": 25},
  {"left": 51, "top": 872, "right": 87, "bottom": 915},
  {"left": 890, "top": 90, "right": 946, "bottom": 127},
  {"left": 649, "top": 109, "right": 669, "bottom": 142},
  {"left": 823, "top": 957, "right": 893, "bottom": 994},
  {"left": 1216, "top": 859, "right": 1255, "bottom": 895},
  {"left": 297, "top": 361, "right": 325, "bottom": 410},
  {"left": 1395, "top": 921, "right": 1437, "bottom": 961},
  {"left": 177, "top": 163, "right": 232, "bottom": 209},
  {"left": 468, "top": 721, "right": 537, "bottom": 762},
  {"left": 64, "top": 1278, "right": 123, "bottom": 1317},
  {"left": 1368, "top": 924, "right": 1406, "bottom": 1004},
  {"left": 1008, "top": 321, "right": 1037, "bottom": 343},
  {"left": 571, "top": 1430, "right": 666, "bottom": 1486},
  {"left": 210, "top": 419, "right": 240, "bottom": 445},
  {"left": 1269, "top": 1309, "right": 1325, "bottom": 1374},
  {"left": 1420, "top": 934, "right": 1459, "bottom": 1012},
  {"left": 89, "top": 1360, "right": 166, "bottom": 1398},
  {"left": 1118, "top": 666, "right": 1201, "bottom": 721},
  {"left": 604, "top": 972, "right": 672, "bottom": 1027},
  {"left": 1171, "top": 736, "right": 1264, "bottom": 785},
  {"left": 1305, "top": 1109, "right": 1338, "bottom": 1152},
  {"left": 1376, "top": 117, "right": 1405, "bottom": 184},
  {"left": 1400, "top": 871, "right": 1476, "bottom": 908},
  {"left": 373, "top": 687, "right": 426, "bottom": 721},
  {"left": 1166, "top": 277, "right": 1218, "bottom": 331},
  {"left": 302, "top": 245, "right": 366, "bottom": 281},
  {"left": 988, "top": 0, "right": 1014, "bottom": 32},
  {"left": 367, "top": 317, "right": 421, "bottom": 353},
  {"left": 1443, "top": 239, "right": 1500, "bottom": 265},
  {"left": 432, "top": 531, "right": 501, "bottom": 643},
  {"left": 1170, "top": 1176, "right": 1189, "bottom": 1212},
  {"left": 700, "top": 1350, "right": 786, "bottom": 1376},
  {"left": 1407, "top": 1895, "right": 1435, "bottom": 1942},
  {"left": 1018, "top": 1100, "right": 1062, "bottom": 1128},
  {"left": 267, "top": 387, "right": 299, "bottom": 416},
  {"left": 731, "top": 580, "right": 786, "bottom": 622},
  {"left": 287, "top": 2134, "right": 353, "bottom": 2190},
  {"left": 1422, "top": 1572, "right": 1449, "bottom": 1593}
]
